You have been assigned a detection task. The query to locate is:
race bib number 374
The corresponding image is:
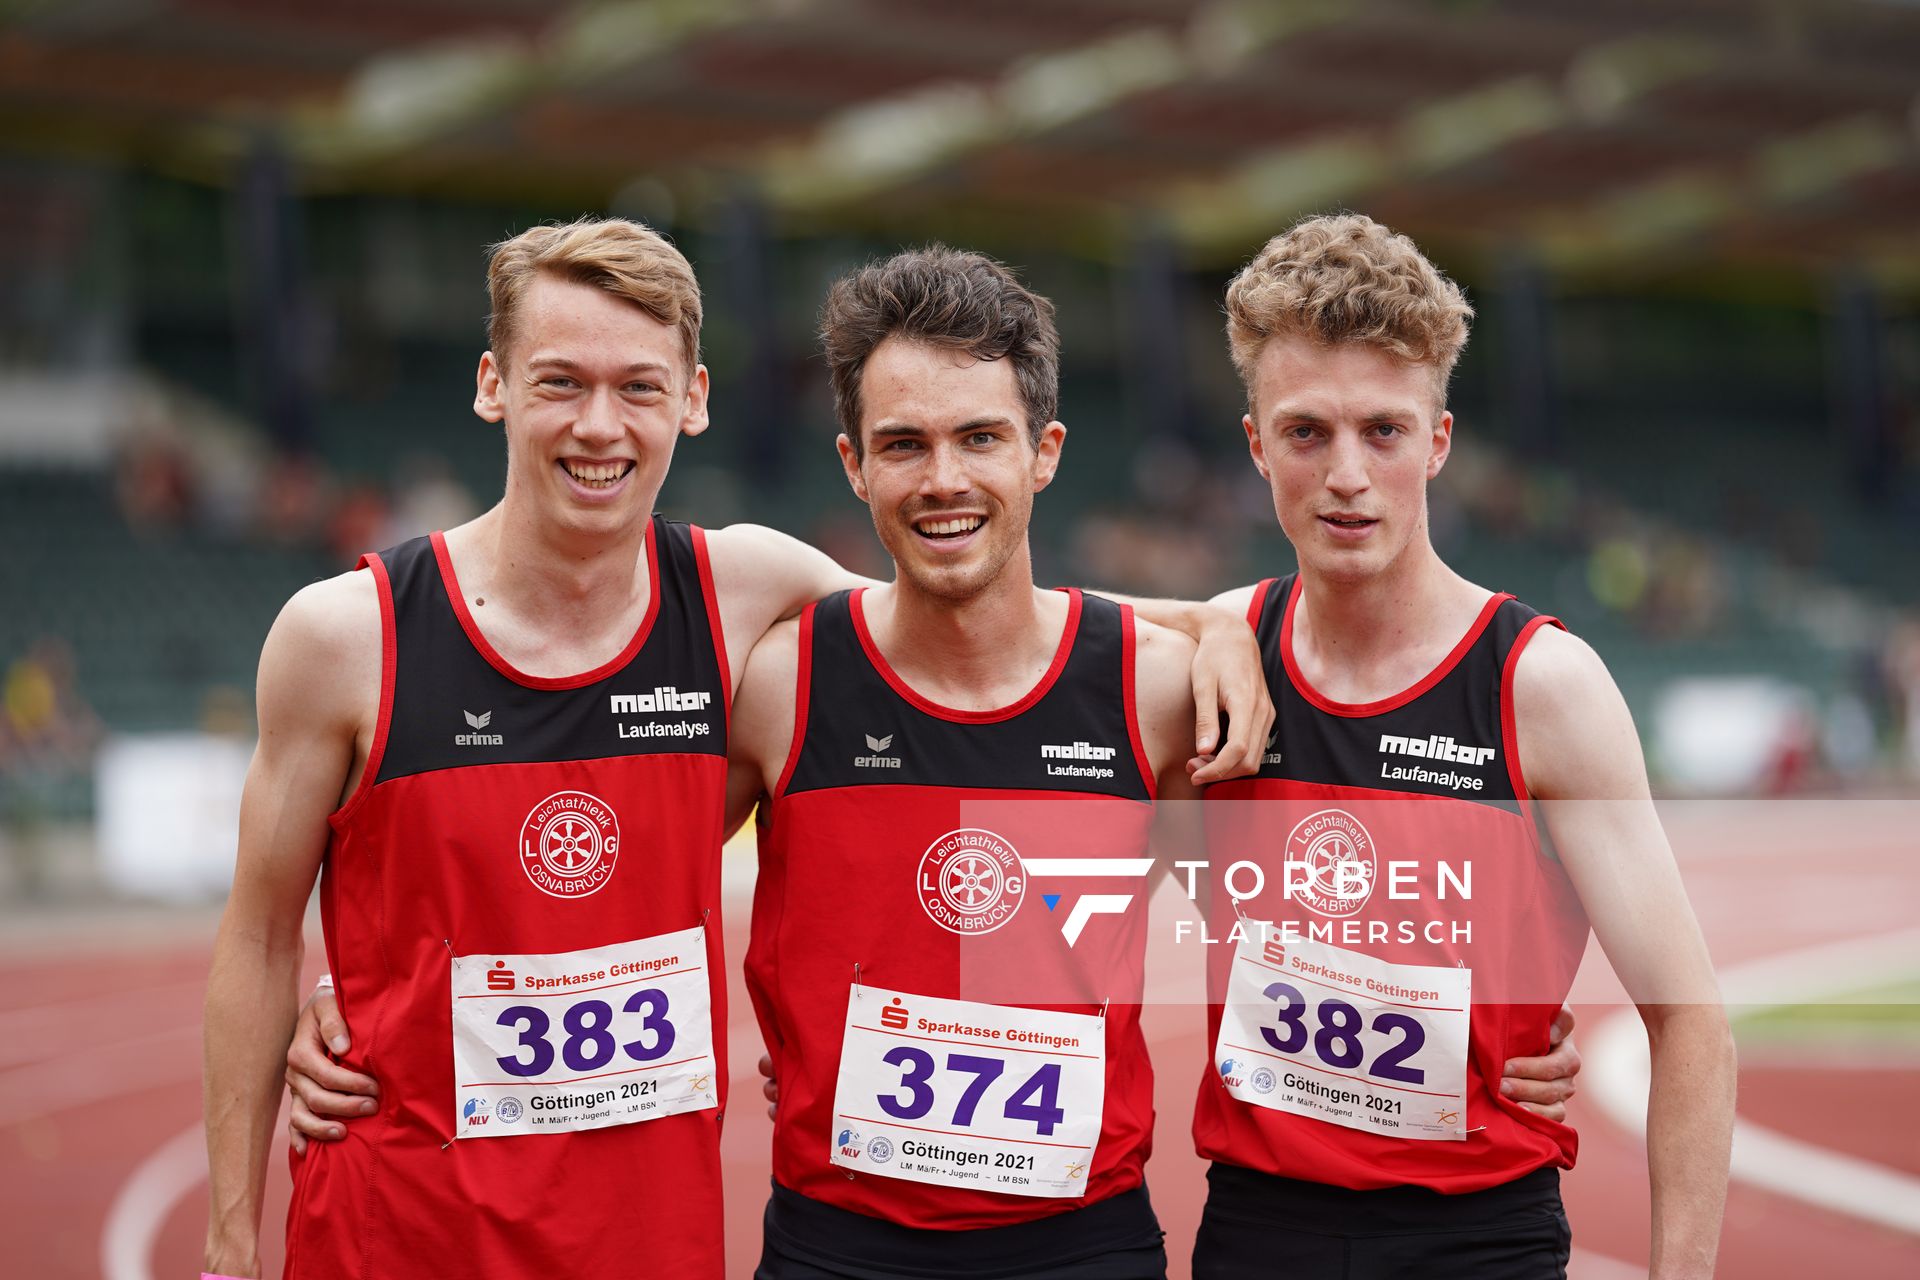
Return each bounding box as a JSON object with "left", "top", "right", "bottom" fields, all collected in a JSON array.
[
  {"left": 1215, "top": 929, "right": 1471, "bottom": 1141},
  {"left": 830, "top": 985, "right": 1104, "bottom": 1198},
  {"left": 450, "top": 927, "right": 717, "bottom": 1139}
]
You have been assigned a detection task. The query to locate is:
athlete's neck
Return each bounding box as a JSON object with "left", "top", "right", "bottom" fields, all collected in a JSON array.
[
  {"left": 1292, "top": 539, "right": 1489, "bottom": 704},
  {"left": 862, "top": 554, "right": 1067, "bottom": 714},
  {"left": 440, "top": 503, "right": 653, "bottom": 675}
]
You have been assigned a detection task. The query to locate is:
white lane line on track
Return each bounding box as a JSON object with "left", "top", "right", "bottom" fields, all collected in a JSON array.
[
  {"left": 102, "top": 1122, "right": 206, "bottom": 1280},
  {"left": 0, "top": 979, "right": 209, "bottom": 1068},
  {"left": 1569, "top": 1246, "right": 1646, "bottom": 1278},
  {"left": 1586, "top": 927, "right": 1920, "bottom": 1236},
  {"left": 0, "top": 1025, "right": 201, "bottom": 1127}
]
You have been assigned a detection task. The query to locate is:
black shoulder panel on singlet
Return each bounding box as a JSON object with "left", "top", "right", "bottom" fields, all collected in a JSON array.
[
  {"left": 782, "top": 589, "right": 1152, "bottom": 802},
  {"left": 1250, "top": 574, "right": 1554, "bottom": 812},
  {"left": 373, "top": 517, "right": 726, "bottom": 785}
]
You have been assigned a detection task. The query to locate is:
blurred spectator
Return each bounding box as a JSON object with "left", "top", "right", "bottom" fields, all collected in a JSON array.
[
  {"left": 1885, "top": 618, "right": 1920, "bottom": 779},
  {"left": 386, "top": 454, "right": 478, "bottom": 543},
  {"left": 257, "top": 452, "right": 328, "bottom": 544},
  {"left": 328, "top": 482, "right": 391, "bottom": 566},
  {"left": 0, "top": 636, "right": 102, "bottom": 896},
  {"left": 114, "top": 431, "right": 196, "bottom": 531}
]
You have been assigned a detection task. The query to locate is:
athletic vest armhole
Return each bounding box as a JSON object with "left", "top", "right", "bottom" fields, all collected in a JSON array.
[
  {"left": 1500, "top": 613, "right": 1569, "bottom": 840},
  {"left": 1245, "top": 578, "right": 1275, "bottom": 630},
  {"left": 1119, "top": 604, "right": 1157, "bottom": 801},
  {"left": 689, "top": 524, "right": 732, "bottom": 730},
  {"left": 772, "top": 602, "right": 815, "bottom": 800},
  {"left": 328, "top": 554, "right": 396, "bottom": 829}
]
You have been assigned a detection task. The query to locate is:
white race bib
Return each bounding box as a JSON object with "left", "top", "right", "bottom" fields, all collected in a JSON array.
[
  {"left": 1214, "top": 926, "right": 1470, "bottom": 1140},
  {"left": 829, "top": 985, "right": 1104, "bottom": 1198},
  {"left": 450, "top": 926, "right": 718, "bottom": 1139}
]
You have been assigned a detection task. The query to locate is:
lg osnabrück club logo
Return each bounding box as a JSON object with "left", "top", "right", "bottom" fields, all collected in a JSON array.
[{"left": 916, "top": 828, "right": 1152, "bottom": 946}]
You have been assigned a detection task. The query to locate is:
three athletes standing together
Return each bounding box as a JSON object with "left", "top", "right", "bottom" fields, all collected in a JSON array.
[{"left": 203, "top": 213, "right": 1733, "bottom": 1279}]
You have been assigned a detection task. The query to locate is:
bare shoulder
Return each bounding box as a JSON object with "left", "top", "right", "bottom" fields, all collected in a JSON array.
[
  {"left": 731, "top": 616, "right": 802, "bottom": 781},
  {"left": 259, "top": 568, "right": 381, "bottom": 733},
  {"left": 1208, "top": 582, "right": 1261, "bottom": 621},
  {"left": 1131, "top": 617, "right": 1198, "bottom": 776},
  {"left": 705, "top": 523, "right": 850, "bottom": 597},
  {"left": 1132, "top": 616, "right": 1199, "bottom": 709},
  {"left": 1512, "top": 625, "right": 1646, "bottom": 802}
]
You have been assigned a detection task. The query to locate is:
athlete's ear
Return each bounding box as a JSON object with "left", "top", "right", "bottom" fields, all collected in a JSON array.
[
  {"left": 836, "top": 432, "right": 871, "bottom": 504},
  {"left": 474, "top": 352, "right": 506, "bottom": 424},
  {"left": 679, "top": 364, "right": 711, "bottom": 439},
  {"left": 1030, "top": 421, "right": 1066, "bottom": 492},
  {"left": 1427, "top": 409, "right": 1453, "bottom": 480},
  {"left": 1244, "top": 412, "right": 1270, "bottom": 481}
]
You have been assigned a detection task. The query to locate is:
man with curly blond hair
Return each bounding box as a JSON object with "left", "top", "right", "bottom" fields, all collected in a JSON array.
[{"left": 1189, "top": 215, "right": 1733, "bottom": 1279}]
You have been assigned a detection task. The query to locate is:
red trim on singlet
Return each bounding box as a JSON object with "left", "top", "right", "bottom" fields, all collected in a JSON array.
[
  {"left": 430, "top": 524, "right": 661, "bottom": 690},
  {"left": 772, "top": 602, "right": 815, "bottom": 800},
  {"left": 328, "top": 553, "right": 396, "bottom": 830},
  {"left": 1500, "top": 613, "right": 1568, "bottom": 811},
  {"left": 1245, "top": 577, "right": 1275, "bottom": 630},
  {"left": 847, "top": 586, "right": 1082, "bottom": 724},
  {"left": 689, "top": 524, "right": 731, "bottom": 731},
  {"left": 1280, "top": 575, "right": 1512, "bottom": 718},
  {"left": 1119, "top": 604, "right": 1157, "bottom": 800}
]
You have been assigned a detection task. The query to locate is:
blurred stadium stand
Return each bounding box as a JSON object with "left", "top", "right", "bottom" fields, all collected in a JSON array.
[{"left": 2, "top": 0, "right": 1918, "bottom": 831}]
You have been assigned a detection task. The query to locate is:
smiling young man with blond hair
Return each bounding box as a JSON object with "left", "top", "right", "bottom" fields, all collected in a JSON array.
[
  {"left": 1190, "top": 214, "right": 1734, "bottom": 1279},
  {"left": 201, "top": 217, "right": 905, "bottom": 1279}
]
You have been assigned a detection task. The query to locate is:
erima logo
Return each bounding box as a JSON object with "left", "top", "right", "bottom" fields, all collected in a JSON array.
[
  {"left": 610, "top": 687, "right": 712, "bottom": 715},
  {"left": 855, "top": 732, "right": 901, "bottom": 769},
  {"left": 456, "top": 710, "right": 503, "bottom": 746},
  {"left": 1263, "top": 729, "right": 1283, "bottom": 766},
  {"left": 1024, "top": 858, "right": 1154, "bottom": 946},
  {"left": 1378, "top": 733, "right": 1496, "bottom": 767},
  {"left": 1040, "top": 741, "right": 1116, "bottom": 761}
]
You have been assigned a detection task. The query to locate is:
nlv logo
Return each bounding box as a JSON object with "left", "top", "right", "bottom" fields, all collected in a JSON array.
[{"left": 1021, "top": 858, "right": 1156, "bottom": 946}]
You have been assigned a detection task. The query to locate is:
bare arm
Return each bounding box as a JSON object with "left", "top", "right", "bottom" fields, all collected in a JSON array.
[
  {"left": 1095, "top": 588, "right": 1272, "bottom": 784},
  {"left": 704, "top": 523, "right": 878, "bottom": 691},
  {"left": 204, "top": 572, "right": 377, "bottom": 1276},
  {"left": 1518, "top": 628, "right": 1734, "bottom": 1280}
]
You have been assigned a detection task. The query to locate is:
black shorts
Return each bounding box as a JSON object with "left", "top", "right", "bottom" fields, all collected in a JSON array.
[
  {"left": 1192, "top": 1161, "right": 1570, "bottom": 1280},
  {"left": 755, "top": 1181, "right": 1167, "bottom": 1280}
]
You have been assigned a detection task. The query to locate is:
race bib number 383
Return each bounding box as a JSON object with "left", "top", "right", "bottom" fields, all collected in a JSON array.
[
  {"left": 450, "top": 926, "right": 717, "bottom": 1139},
  {"left": 1215, "top": 929, "right": 1470, "bottom": 1140},
  {"left": 830, "top": 985, "right": 1104, "bottom": 1198}
]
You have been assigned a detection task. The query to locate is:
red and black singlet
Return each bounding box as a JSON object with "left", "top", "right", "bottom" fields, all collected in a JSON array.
[
  {"left": 1196, "top": 573, "right": 1586, "bottom": 1194},
  {"left": 747, "top": 588, "right": 1160, "bottom": 1233},
  {"left": 285, "top": 517, "right": 732, "bottom": 1279}
]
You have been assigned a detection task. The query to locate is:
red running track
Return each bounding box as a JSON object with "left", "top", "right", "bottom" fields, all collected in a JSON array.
[{"left": 5, "top": 803, "right": 1917, "bottom": 1278}]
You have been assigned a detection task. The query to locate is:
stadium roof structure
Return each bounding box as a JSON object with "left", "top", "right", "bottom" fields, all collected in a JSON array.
[{"left": 3, "top": 0, "right": 1918, "bottom": 277}]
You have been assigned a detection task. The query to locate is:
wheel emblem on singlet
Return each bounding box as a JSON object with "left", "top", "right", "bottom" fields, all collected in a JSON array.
[
  {"left": 917, "top": 828, "right": 1026, "bottom": 935},
  {"left": 1283, "top": 809, "right": 1377, "bottom": 918},
  {"left": 519, "top": 790, "right": 621, "bottom": 899}
]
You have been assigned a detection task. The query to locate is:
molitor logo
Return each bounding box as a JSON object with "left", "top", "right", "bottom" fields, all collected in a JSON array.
[
  {"left": 918, "top": 828, "right": 1025, "bottom": 935},
  {"left": 1284, "top": 808, "right": 1377, "bottom": 918},
  {"left": 519, "top": 790, "right": 621, "bottom": 899}
]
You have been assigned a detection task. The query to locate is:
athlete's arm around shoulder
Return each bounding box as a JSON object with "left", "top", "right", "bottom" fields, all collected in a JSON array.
[
  {"left": 203, "top": 569, "right": 380, "bottom": 1277},
  {"left": 703, "top": 524, "right": 879, "bottom": 693},
  {"left": 1516, "top": 627, "right": 1734, "bottom": 1280}
]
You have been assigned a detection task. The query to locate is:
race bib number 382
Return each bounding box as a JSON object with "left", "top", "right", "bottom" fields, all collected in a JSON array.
[
  {"left": 830, "top": 985, "right": 1104, "bottom": 1198},
  {"left": 450, "top": 926, "right": 717, "bottom": 1139},
  {"left": 1215, "top": 929, "right": 1471, "bottom": 1141}
]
